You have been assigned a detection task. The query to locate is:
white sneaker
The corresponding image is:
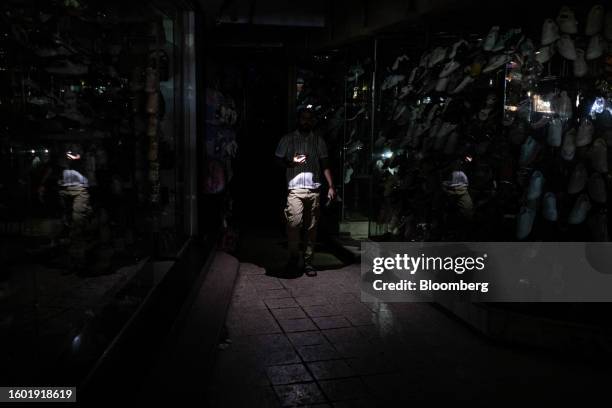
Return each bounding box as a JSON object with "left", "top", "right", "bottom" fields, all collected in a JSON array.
[
  {"left": 547, "top": 117, "right": 563, "bottom": 146},
  {"left": 562, "top": 128, "right": 576, "bottom": 161},
  {"left": 535, "top": 45, "right": 555, "bottom": 63},
  {"left": 557, "top": 6, "right": 578, "bottom": 34},
  {"left": 557, "top": 35, "right": 577, "bottom": 60},
  {"left": 483, "top": 26, "right": 500, "bottom": 51},
  {"left": 542, "top": 192, "right": 558, "bottom": 221},
  {"left": 407, "top": 66, "right": 419, "bottom": 84},
  {"left": 428, "top": 47, "right": 447, "bottom": 67},
  {"left": 520, "top": 136, "right": 539, "bottom": 166},
  {"left": 482, "top": 54, "right": 510, "bottom": 73},
  {"left": 449, "top": 76, "right": 474, "bottom": 94},
  {"left": 590, "top": 138, "right": 608, "bottom": 173},
  {"left": 541, "top": 19, "right": 560, "bottom": 45},
  {"left": 568, "top": 194, "right": 592, "bottom": 224},
  {"left": 439, "top": 60, "right": 461, "bottom": 78},
  {"left": 586, "top": 35, "right": 604, "bottom": 60},
  {"left": 573, "top": 49, "right": 588, "bottom": 77},
  {"left": 586, "top": 5, "right": 605, "bottom": 36},
  {"left": 527, "top": 170, "right": 545, "bottom": 200},
  {"left": 568, "top": 162, "right": 588, "bottom": 194},
  {"left": 576, "top": 119, "right": 594, "bottom": 147},
  {"left": 588, "top": 173, "right": 607, "bottom": 203},
  {"left": 516, "top": 205, "right": 536, "bottom": 240},
  {"left": 605, "top": 11, "right": 612, "bottom": 40}
]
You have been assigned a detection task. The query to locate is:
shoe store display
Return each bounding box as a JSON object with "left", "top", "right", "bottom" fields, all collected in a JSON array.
[{"left": 325, "top": 4, "right": 612, "bottom": 243}]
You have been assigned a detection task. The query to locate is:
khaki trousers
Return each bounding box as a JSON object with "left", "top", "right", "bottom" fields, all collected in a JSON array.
[
  {"left": 60, "top": 185, "right": 92, "bottom": 263},
  {"left": 284, "top": 188, "right": 320, "bottom": 264}
]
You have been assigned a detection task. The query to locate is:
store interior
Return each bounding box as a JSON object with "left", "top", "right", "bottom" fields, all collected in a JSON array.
[{"left": 1, "top": 0, "right": 612, "bottom": 403}]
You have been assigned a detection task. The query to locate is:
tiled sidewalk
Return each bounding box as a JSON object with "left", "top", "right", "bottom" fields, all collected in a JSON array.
[{"left": 206, "top": 261, "right": 607, "bottom": 407}]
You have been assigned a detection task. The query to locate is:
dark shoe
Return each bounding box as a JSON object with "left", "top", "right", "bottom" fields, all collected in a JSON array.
[{"left": 304, "top": 264, "right": 317, "bottom": 277}]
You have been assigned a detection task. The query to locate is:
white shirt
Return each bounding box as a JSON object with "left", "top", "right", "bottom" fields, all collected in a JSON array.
[
  {"left": 275, "top": 130, "right": 329, "bottom": 190},
  {"left": 60, "top": 169, "right": 89, "bottom": 187}
]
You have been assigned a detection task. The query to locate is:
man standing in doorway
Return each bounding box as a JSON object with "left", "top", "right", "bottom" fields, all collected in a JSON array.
[{"left": 275, "top": 109, "right": 336, "bottom": 276}]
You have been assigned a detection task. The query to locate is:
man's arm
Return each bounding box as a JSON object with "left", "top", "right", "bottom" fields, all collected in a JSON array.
[{"left": 318, "top": 139, "right": 336, "bottom": 201}]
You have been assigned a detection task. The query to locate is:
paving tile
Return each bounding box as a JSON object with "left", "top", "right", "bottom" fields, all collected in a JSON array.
[
  {"left": 297, "top": 343, "right": 340, "bottom": 362},
  {"left": 278, "top": 318, "right": 317, "bottom": 333},
  {"left": 266, "top": 363, "right": 313, "bottom": 385},
  {"left": 319, "top": 378, "right": 367, "bottom": 401},
  {"left": 295, "top": 295, "right": 330, "bottom": 307},
  {"left": 303, "top": 304, "right": 337, "bottom": 318},
  {"left": 274, "top": 383, "right": 326, "bottom": 406},
  {"left": 271, "top": 307, "right": 307, "bottom": 320},
  {"left": 307, "top": 360, "right": 355, "bottom": 380},
  {"left": 260, "top": 288, "right": 293, "bottom": 299},
  {"left": 287, "top": 331, "right": 329, "bottom": 347},
  {"left": 328, "top": 293, "right": 360, "bottom": 304},
  {"left": 265, "top": 297, "right": 299, "bottom": 309},
  {"left": 321, "top": 328, "right": 363, "bottom": 344},
  {"left": 313, "top": 316, "right": 351, "bottom": 330},
  {"left": 261, "top": 349, "right": 302, "bottom": 366}
]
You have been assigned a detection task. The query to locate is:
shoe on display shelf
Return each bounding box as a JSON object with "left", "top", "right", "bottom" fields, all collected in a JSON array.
[
  {"left": 392, "top": 54, "right": 410, "bottom": 71},
  {"left": 347, "top": 64, "right": 365, "bottom": 81},
  {"left": 568, "top": 162, "right": 588, "bottom": 194},
  {"left": 535, "top": 45, "right": 555, "bottom": 64},
  {"left": 556, "top": 6, "right": 578, "bottom": 34},
  {"left": 561, "top": 128, "right": 577, "bottom": 161},
  {"left": 586, "top": 35, "right": 604, "bottom": 60},
  {"left": 542, "top": 192, "right": 558, "bottom": 221},
  {"left": 547, "top": 117, "right": 563, "bottom": 147},
  {"left": 588, "top": 172, "right": 607, "bottom": 203},
  {"left": 483, "top": 26, "right": 500, "bottom": 51},
  {"left": 428, "top": 47, "right": 448, "bottom": 67},
  {"left": 586, "top": 5, "right": 605, "bottom": 36},
  {"left": 492, "top": 28, "right": 522, "bottom": 53},
  {"left": 553, "top": 91, "right": 573, "bottom": 120},
  {"left": 542, "top": 19, "right": 561, "bottom": 46},
  {"left": 483, "top": 53, "right": 511, "bottom": 73},
  {"left": 576, "top": 119, "right": 594, "bottom": 147},
  {"left": 526, "top": 170, "right": 544, "bottom": 200},
  {"left": 381, "top": 74, "right": 405, "bottom": 90},
  {"left": 557, "top": 35, "right": 577, "bottom": 60},
  {"left": 590, "top": 138, "right": 608, "bottom": 173},
  {"left": 519, "top": 136, "right": 540, "bottom": 166},
  {"left": 568, "top": 194, "right": 592, "bottom": 225},
  {"left": 574, "top": 49, "right": 588, "bottom": 77},
  {"left": 516, "top": 205, "right": 536, "bottom": 240},
  {"left": 439, "top": 60, "right": 461, "bottom": 78},
  {"left": 449, "top": 39, "right": 468, "bottom": 59}
]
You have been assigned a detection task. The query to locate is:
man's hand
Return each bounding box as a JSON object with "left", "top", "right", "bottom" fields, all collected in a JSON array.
[
  {"left": 327, "top": 186, "right": 337, "bottom": 201},
  {"left": 293, "top": 154, "right": 307, "bottom": 165}
]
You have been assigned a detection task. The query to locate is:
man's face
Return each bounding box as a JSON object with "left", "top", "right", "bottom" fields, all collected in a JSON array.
[{"left": 298, "top": 111, "right": 314, "bottom": 132}]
